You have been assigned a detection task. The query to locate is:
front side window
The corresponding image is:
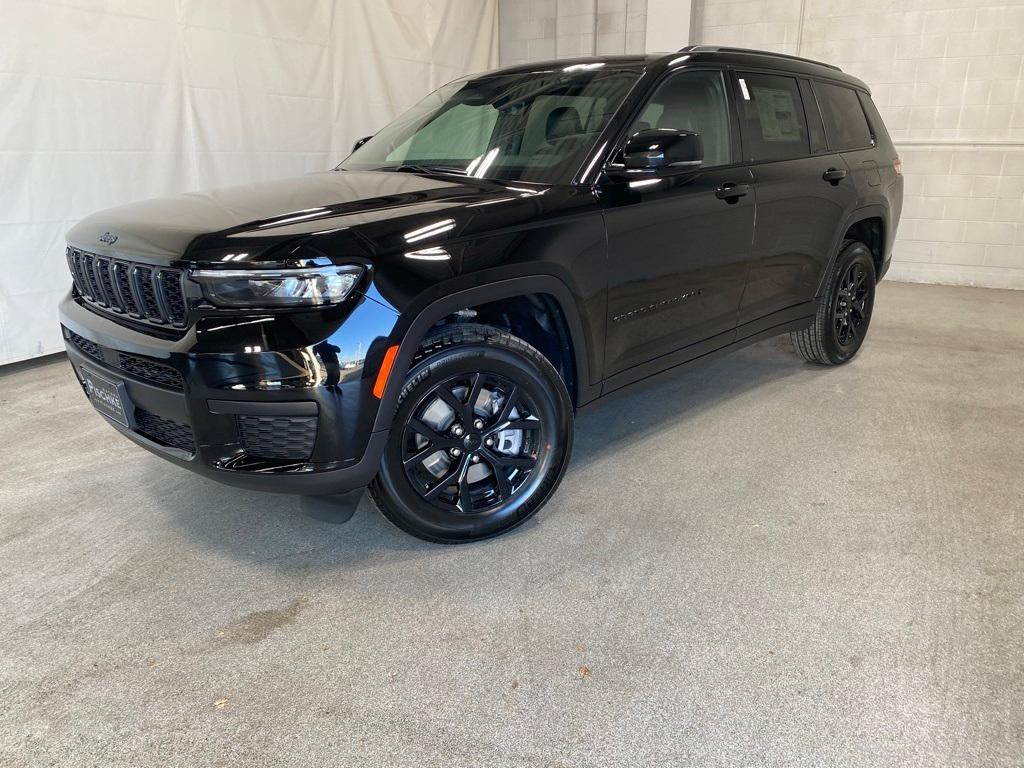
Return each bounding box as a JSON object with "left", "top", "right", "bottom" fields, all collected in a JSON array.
[
  {"left": 627, "top": 69, "right": 732, "bottom": 167},
  {"left": 340, "top": 66, "right": 640, "bottom": 184},
  {"left": 814, "top": 81, "right": 873, "bottom": 150},
  {"left": 735, "top": 72, "right": 809, "bottom": 162}
]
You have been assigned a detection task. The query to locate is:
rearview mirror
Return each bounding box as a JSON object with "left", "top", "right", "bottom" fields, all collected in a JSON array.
[
  {"left": 622, "top": 128, "right": 703, "bottom": 172},
  {"left": 352, "top": 135, "right": 373, "bottom": 153}
]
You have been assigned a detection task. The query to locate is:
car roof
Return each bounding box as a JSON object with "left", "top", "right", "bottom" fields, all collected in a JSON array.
[{"left": 478, "top": 46, "right": 869, "bottom": 92}]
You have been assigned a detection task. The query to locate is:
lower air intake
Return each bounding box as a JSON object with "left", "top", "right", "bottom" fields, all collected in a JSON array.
[
  {"left": 117, "top": 353, "right": 184, "bottom": 391},
  {"left": 237, "top": 415, "right": 318, "bottom": 461},
  {"left": 65, "top": 329, "right": 102, "bottom": 360},
  {"left": 135, "top": 409, "right": 195, "bottom": 453}
]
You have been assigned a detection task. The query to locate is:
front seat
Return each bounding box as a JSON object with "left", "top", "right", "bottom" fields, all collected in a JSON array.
[
  {"left": 536, "top": 106, "right": 583, "bottom": 155},
  {"left": 656, "top": 79, "right": 727, "bottom": 166}
]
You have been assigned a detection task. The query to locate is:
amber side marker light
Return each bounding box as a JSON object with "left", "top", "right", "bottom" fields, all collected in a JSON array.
[{"left": 373, "top": 344, "right": 400, "bottom": 399}]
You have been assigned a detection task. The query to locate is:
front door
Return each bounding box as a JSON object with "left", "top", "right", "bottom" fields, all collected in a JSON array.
[{"left": 600, "top": 68, "right": 755, "bottom": 382}]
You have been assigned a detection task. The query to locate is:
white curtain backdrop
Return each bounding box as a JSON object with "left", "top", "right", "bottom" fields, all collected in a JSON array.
[{"left": 0, "top": 0, "right": 498, "bottom": 365}]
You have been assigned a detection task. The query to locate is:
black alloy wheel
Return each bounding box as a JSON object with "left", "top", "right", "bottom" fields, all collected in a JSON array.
[
  {"left": 400, "top": 371, "right": 543, "bottom": 515},
  {"left": 369, "top": 324, "right": 572, "bottom": 543},
  {"left": 791, "top": 239, "right": 876, "bottom": 365},
  {"left": 833, "top": 260, "right": 870, "bottom": 349}
]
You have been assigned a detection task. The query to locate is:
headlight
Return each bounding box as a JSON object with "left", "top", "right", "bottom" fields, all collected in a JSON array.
[{"left": 190, "top": 266, "right": 363, "bottom": 307}]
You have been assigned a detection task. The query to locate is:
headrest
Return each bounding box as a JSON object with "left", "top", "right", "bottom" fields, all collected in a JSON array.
[
  {"left": 657, "top": 79, "right": 712, "bottom": 130},
  {"left": 546, "top": 106, "right": 582, "bottom": 141}
]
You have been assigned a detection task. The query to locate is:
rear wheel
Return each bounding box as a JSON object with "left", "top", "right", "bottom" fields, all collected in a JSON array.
[
  {"left": 791, "top": 239, "right": 876, "bottom": 365},
  {"left": 368, "top": 324, "right": 573, "bottom": 543}
]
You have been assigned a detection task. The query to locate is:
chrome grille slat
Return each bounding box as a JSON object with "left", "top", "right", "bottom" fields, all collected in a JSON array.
[
  {"left": 155, "top": 269, "right": 187, "bottom": 326},
  {"left": 91, "top": 257, "right": 106, "bottom": 305},
  {"left": 65, "top": 247, "right": 187, "bottom": 330},
  {"left": 94, "top": 257, "right": 118, "bottom": 309},
  {"left": 150, "top": 268, "right": 172, "bottom": 321},
  {"left": 71, "top": 250, "right": 92, "bottom": 299},
  {"left": 134, "top": 265, "right": 164, "bottom": 323},
  {"left": 65, "top": 248, "right": 84, "bottom": 296},
  {"left": 113, "top": 261, "right": 142, "bottom": 316},
  {"left": 126, "top": 263, "right": 149, "bottom": 317},
  {"left": 81, "top": 253, "right": 101, "bottom": 301}
]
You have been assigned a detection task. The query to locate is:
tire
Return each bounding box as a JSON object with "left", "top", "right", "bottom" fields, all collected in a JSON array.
[
  {"left": 368, "top": 323, "right": 573, "bottom": 544},
  {"left": 791, "top": 240, "right": 877, "bottom": 365}
]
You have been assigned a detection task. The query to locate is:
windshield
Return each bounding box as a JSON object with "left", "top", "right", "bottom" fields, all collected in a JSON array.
[{"left": 339, "top": 65, "right": 640, "bottom": 184}]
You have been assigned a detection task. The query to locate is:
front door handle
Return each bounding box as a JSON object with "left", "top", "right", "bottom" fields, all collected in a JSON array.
[
  {"left": 714, "top": 183, "right": 750, "bottom": 203},
  {"left": 822, "top": 168, "right": 848, "bottom": 185}
]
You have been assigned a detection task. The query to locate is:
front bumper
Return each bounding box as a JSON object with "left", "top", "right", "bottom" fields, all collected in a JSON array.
[{"left": 59, "top": 291, "right": 397, "bottom": 495}]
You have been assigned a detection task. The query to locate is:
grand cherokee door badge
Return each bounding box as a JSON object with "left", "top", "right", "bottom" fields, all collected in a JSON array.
[{"left": 612, "top": 289, "right": 702, "bottom": 323}]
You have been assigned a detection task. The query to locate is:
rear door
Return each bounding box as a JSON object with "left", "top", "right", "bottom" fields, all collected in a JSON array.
[
  {"left": 732, "top": 70, "right": 859, "bottom": 331},
  {"left": 813, "top": 80, "right": 886, "bottom": 208}
]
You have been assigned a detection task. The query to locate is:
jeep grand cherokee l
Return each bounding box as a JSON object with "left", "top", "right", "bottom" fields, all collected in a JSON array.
[{"left": 60, "top": 46, "right": 902, "bottom": 543}]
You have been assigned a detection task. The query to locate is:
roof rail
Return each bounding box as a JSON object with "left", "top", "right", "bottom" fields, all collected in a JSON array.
[{"left": 677, "top": 45, "right": 842, "bottom": 72}]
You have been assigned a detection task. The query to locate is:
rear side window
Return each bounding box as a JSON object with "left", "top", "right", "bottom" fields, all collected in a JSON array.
[
  {"left": 735, "top": 72, "right": 809, "bottom": 162},
  {"left": 814, "top": 81, "right": 873, "bottom": 150}
]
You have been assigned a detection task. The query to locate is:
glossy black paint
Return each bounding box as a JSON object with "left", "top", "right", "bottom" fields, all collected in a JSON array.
[
  {"left": 621, "top": 128, "right": 703, "bottom": 170},
  {"left": 58, "top": 47, "right": 902, "bottom": 495},
  {"left": 602, "top": 165, "right": 756, "bottom": 377}
]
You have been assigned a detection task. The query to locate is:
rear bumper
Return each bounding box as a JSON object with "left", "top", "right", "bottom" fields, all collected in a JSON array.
[
  {"left": 59, "top": 291, "right": 397, "bottom": 495},
  {"left": 878, "top": 252, "right": 892, "bottom": 281}
]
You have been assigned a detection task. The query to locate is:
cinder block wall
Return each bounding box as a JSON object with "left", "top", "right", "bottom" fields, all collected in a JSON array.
[
  {"left": 498, "top": 0, "right": 1024, "bottom": 289},
  {"left": 692, "top": 0, "right": 1024, "bottom": 289},
  {"left": 498, "top": 0, "right": 648, "bottom": 65}
]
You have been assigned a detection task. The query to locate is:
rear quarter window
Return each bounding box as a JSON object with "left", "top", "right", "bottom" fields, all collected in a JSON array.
[
  {"left": 813, "top": 81, "right": 873, "bottom": 151},
  {"left": 857, "top": 91, "right": 892, "bottom": 146}
]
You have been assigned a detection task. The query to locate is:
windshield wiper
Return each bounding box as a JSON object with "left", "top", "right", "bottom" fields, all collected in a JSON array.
[{"left": 387, "top": 164, "right": 467, "bottom": 176}]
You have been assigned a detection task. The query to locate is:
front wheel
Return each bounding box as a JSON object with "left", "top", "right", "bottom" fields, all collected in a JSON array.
[
  {"left": 792, "top": 239, "right": 877, "bottom": 365},
  {"left": 368, "top": 324, "right": 573, "bottom": 544}
]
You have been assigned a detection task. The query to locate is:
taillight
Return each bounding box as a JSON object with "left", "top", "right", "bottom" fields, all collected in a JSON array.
[{"left": 893, "top": 156, "right": 902, "bottom": 175}]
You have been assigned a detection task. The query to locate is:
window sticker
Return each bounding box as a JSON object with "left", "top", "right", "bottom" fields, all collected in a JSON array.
[
  {"left": 752, "top": 87, "right": 801, "bottom": 142},
  {"left": 738, "top": 77, "right": 750, "bottom": 100}
]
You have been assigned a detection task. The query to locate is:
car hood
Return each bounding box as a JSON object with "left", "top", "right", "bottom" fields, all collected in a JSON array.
[{"left": 66, "top": 169, "right": 550, "bottom": 262}]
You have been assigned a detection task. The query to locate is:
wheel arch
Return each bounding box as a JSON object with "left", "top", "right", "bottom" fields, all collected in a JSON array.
[
  {"left": 371, "top": 275, "right": 596, "bottom": 432},
  {"left": 816, "top": 205, "right": 889, "bottom": 298}
]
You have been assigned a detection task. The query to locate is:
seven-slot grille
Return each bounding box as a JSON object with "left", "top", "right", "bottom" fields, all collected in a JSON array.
[{"left": 66, "top": 246, "right": 188, "bottom": 328}]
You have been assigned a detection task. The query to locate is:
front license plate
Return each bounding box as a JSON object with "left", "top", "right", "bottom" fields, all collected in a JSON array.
[{"left": 81, "top": 367, "right": 130, "bottom": 427}]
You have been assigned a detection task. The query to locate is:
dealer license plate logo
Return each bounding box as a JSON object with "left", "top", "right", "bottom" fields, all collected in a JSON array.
[{"left": 82, "top": 368, "right": 129, "bottom": 427}]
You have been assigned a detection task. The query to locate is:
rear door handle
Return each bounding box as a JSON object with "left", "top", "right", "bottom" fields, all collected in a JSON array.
[
  {"left": 822, "top": 168, "right": 848, "bottom": 185},
  {"left": 714, "top": 183, "right": 750, "bottom": 202}
]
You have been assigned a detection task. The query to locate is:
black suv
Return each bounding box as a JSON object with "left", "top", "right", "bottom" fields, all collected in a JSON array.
[{"left": 60, "top": 46, "right": 902, "bottom": 543}]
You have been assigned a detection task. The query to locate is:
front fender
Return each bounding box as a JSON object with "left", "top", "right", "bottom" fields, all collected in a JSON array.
[{"left": 370, "top": 274, "right": 597, "bottom": 433}]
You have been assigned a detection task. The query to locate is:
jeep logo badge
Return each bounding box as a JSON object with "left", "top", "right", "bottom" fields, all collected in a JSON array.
[{"left": 99, "top": 231, "right": 118, "bottom": 245}]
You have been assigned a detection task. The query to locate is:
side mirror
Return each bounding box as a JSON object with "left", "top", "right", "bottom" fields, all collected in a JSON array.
[
  {"left": 622, "top": 128, "right": 703, "bottom": 172},
  {"left": 352, "top": 135, "right": 373, "bottom": 153}
]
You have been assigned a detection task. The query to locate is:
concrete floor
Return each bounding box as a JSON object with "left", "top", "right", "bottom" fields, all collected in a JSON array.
[{"left": 1, "top": 281, "right": 1022, "bottom": 767}]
